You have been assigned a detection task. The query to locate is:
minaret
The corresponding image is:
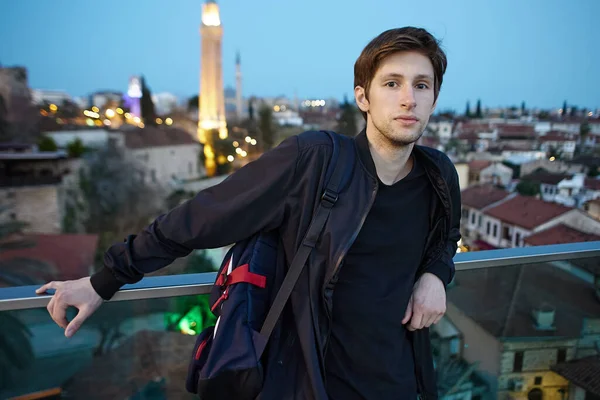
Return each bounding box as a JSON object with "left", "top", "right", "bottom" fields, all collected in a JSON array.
[
  {"left": 235, "top": 51, "right": 243, "bottom": 120},
  {"left": 199, "top": 0, "right": 227, "bottom": 176}
]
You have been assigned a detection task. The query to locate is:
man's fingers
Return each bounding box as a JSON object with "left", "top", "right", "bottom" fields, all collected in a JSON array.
[
  {"left": 402, "top": 296, "right": 413, "bottom": 325},
  {"left": 65, "top": 307, "right": 90, "bottom": 338},
  {"left": 424, "top": 314, "right": 437, "bottom": 328},
  {"left": 52, "top": 297, "right": 69, "bottom": 329},
  {"left": 36, "top": 281, "right": 60, "bottom": 294},
  {"left": 409, "top": 309, "right": 424, "bottom": 331}
]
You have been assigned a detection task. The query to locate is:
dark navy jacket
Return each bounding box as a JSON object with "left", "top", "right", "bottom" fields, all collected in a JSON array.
[{"left": 91, "top": 129, "right": 462, "bottom": 400}]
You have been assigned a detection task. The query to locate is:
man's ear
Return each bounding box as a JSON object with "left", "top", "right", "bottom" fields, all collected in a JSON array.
[{"left": 355, "top": 86, "right": 369, "bottom": 113}]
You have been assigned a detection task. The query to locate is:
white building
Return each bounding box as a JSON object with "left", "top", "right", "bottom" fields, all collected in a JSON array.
[
  {"left": 31, "top": 89, "right": 73, "bottom": 106},
  {"left": 44, "top": 128, "right": 120, "bottom": 149},
  {"left": 273, "top": 109, "right": 303, "bottom": 126},
  {"left": 477, "top": 194, "right": 600, "bottom": 248},
  {"left": 538, "top": 131, "right": 578, "bottom": 159},
  {"left": 151, "top": 92, "right": 179, "bottom": 116},
  {"left": 115, "top": 126, "right": 203, "bottom": 187},
  {"left": 556, "top": 174, "right": 600, "bottom": 208},
  {"left": 479, "top": 163, "right": 513, "bottom": 187}
]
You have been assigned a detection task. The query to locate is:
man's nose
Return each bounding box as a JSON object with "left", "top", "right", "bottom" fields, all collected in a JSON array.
[{"left": 400, "top": 87, "right": 417, "bottom": 110}]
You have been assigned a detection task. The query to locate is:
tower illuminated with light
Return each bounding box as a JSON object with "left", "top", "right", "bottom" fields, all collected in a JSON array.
[{"left": 199, "top": 0, "right": 227, "bottom": 176}]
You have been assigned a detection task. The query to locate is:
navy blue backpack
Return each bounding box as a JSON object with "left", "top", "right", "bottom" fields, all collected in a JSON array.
[{"left": 185, "top": 131, "right": 354, "bottom": 399}]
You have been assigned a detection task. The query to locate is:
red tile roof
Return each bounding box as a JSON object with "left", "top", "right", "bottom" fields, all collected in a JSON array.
[
  {"left": 520, "top": 171, "right": 571, "bottom": 185},
  {"left": 524, "top": 224, "right": 600, "bottom": 246},
  {"left": 468, "top": 160, "right": 492, "bottom": 173},
  {"left": 539, "top": 131, "right": 578, "bottom": 142},
  {"left": 122, "top": 126, "right": 199, "bottom": 149},
  {"left": 0, "top": 234, "right": 98, "bottom": 281},
  {"left": 551, "top": 356, "right": 600, "bottom": 396},
  {"left": 496, "top": 124, "right": 536, "bottom": 137},
  {"left": 585, "top": 178, "right": 600, "bottom": 191},
  {"left": 461, "top": 184, "right": 511, "bottom": 210},
  {"left": 485, "top": 195, "right": 573, "bottom": 230}
]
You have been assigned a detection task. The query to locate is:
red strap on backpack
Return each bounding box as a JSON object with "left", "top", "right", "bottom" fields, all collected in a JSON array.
[{"left": 211, "top": 262, "right": 267, "bottom": 312}]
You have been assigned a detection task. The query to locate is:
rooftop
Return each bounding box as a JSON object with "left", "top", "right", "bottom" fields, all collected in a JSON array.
[
  {"left": 461, "top": 184, "right": 512, "bottom": 210},
  {"left": 0, "top": 234, "right": 98, "bottom": 283},
  {"left": 121, "top": 126, "right": 199, "bottom": 149},
  {"left": 524, "top": 224, "right": 600, "bottom": 246},
  {"left": 485, "top": 195, "right": 573, "bottom": 230},
  {"left": 467, "top": 160, "right": 492, "bottom": 173},
  {"left": 447, "top": 263, "right": 600, "bottom": 339},
  {"left": 521, "top": 170, "right": 571, "bottom": 185},
  {"left": 551, "top": 356, "right": 600, "bottom": 396}
]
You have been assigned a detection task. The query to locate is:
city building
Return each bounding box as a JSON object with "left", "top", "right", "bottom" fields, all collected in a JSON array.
[
  {"left": 479, "top": 162, "right": 513, "bottom": 187},
  {"left": 115, "top": 126, "right": 203, "bottom": 187},
  {"left": 478, "top": 195, "right": 600, "bottom": 248},
  {"left": 555, "top": 174, "right": 600, "bottom": 208},
  {"left": 151, "top": 92, "right": 179, "bottom": 116},
  {"left": 235, "top": 51, "right": 243, "bottom": 120},
  {"left": 538, "top": 131, "right": 578, "bottom": 160},
  {"left": 460, "top": 184, "right": 513, "bottom": 249},
  {"left": 0, "top": 144, "right": 82, "bottom": 234},
  {"left": 519, "top": 171, "right": 571, "bottom": 202},
  {"left": 30, "top": 89, "right": 73, "bottom": 106},
  {"left": 445, "top": 261, "right": 600, "bottom": 400}
]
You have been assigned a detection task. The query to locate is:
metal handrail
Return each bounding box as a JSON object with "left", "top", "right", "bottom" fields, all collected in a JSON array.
[{"left": 1, "top": 241, "right": 599, "bottom": 312}]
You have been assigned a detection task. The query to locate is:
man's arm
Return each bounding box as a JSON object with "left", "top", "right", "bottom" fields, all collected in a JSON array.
[
  {"left": 37, "top": 135, "right": 300, "bottom": 336},
  {"left": 403, "top": 157, "right": 461, "bottom": 330},
  {"left": 92, "top": 135, "right": 300, "bottom": 300},
  {"left": 422, "top": 158, "right": 461, "bottom": 287}
]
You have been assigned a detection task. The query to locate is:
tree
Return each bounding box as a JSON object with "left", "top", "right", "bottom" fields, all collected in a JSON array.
[
  {"left": 588, "top": 165, "right": 599, "bottom": 178},
  {"left": 475, "top": 99, "right": 482, "bottom": 118},
  {"left": 68, "top": 141, "right": 165, "bottom": 269},
  {"left": 516, "top": 180, "right": 540, "bottom": 197},
  {"left": 188, "top": 94, "right": 199, "bottom": 111},
  {"left": 336, "top": 95, "right": 358, "bottom": 137},
  {"left": 562, "top": 100, "right": 568, "bottom": 116},
  {"left": 465, "top": 101, "right": 471, "bottom": 118},
  {"left": 570, "top": 106, "right": 578, "bottom": 118},
  {"left": 521, "top": 101, "right": 527, "bottom": 116},
  {"left": 140, "top": 75, "right": 157, "bottom": 125},
  {"left": 547, "top": 145, "right": 562, "bottom": 160},
  {"left": 580, "top": 120, "right": 591, "bottom": 148},
  {"left": 258, "top": 105, "right": 276, "bottom": 151},
  {"left": 248, "top": 97, "right": 255, "bottom": 121},
  {"left": 37, "top": 136, "right": 58, "bottom": 152},
  {"left": 66, "top": 138, "right": 86, "bottom": 158}
]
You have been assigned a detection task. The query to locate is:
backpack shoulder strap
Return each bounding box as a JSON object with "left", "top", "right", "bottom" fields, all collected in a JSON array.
[{"left": 260, "top": 131, "right": 355, "bottom": 339}]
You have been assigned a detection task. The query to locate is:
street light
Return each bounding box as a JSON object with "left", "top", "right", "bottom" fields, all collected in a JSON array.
[
  {"left": 105, "top": 109, "right": 115, "bottom": 118},
  {"left": 165, "top": 118, "right": 173, "bottom": 126},
  {"left": 245, "top": 136, "right": 251, "bottom": 143}
]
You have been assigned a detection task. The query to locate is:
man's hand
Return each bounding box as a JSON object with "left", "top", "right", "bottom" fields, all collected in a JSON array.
[
  {"left": 402, "top": 272, "right": 446, "bottom": 331},
  {"left": 36, "top": 277, "right": 103, "bottom": 338}
]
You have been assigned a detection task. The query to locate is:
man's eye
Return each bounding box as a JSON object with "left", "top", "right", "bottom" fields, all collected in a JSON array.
[
  {"left": 386, "top": 82, "right": 398, "bottom": 88},
  {"left": 416, "top": 83, "right": 429, "bottom": 89}
]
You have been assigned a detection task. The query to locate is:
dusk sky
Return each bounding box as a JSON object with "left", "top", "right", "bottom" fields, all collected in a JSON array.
[{"left": 1, "top": 0, "right": 598, "bottom": 112}]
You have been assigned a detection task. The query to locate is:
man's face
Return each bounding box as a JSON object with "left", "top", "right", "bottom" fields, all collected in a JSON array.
[{"left": 355, "top": 51, "right": 437, "bottom": 147}]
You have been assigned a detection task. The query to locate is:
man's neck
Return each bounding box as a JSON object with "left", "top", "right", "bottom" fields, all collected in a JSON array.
[{"left": 366, "top": 125, "right": 415, "bottom": 186}]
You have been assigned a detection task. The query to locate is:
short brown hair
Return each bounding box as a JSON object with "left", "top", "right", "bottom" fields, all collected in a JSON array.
[{"left": 354, "top": 27, "right": 448, "bottom": 120}]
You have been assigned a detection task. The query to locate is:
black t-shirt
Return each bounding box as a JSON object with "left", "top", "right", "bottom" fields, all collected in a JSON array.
[{"left": 325, "top": 155, "right": 432, "bottom": 400}]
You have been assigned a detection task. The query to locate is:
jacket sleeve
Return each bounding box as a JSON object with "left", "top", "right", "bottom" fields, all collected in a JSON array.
[
  {"left": 90, "top": 135, "right": 300, "bottom": 300},
  {"left": 424, "top": 157, "right": 461, "bottom": 287}
]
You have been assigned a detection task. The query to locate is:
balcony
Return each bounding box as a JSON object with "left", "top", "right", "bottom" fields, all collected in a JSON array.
[{"left": 1, "top": 242, "right": 599, "bottom": 399}]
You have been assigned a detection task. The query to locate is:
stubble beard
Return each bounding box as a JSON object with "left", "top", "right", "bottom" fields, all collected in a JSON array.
[{"left": 372, "top": 118, "right": 425, "bottom": 148}]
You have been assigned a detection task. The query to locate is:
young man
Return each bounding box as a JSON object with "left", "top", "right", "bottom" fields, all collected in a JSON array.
[{"left": 38, "top": 27, "right": 461, "bottom": 399}]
